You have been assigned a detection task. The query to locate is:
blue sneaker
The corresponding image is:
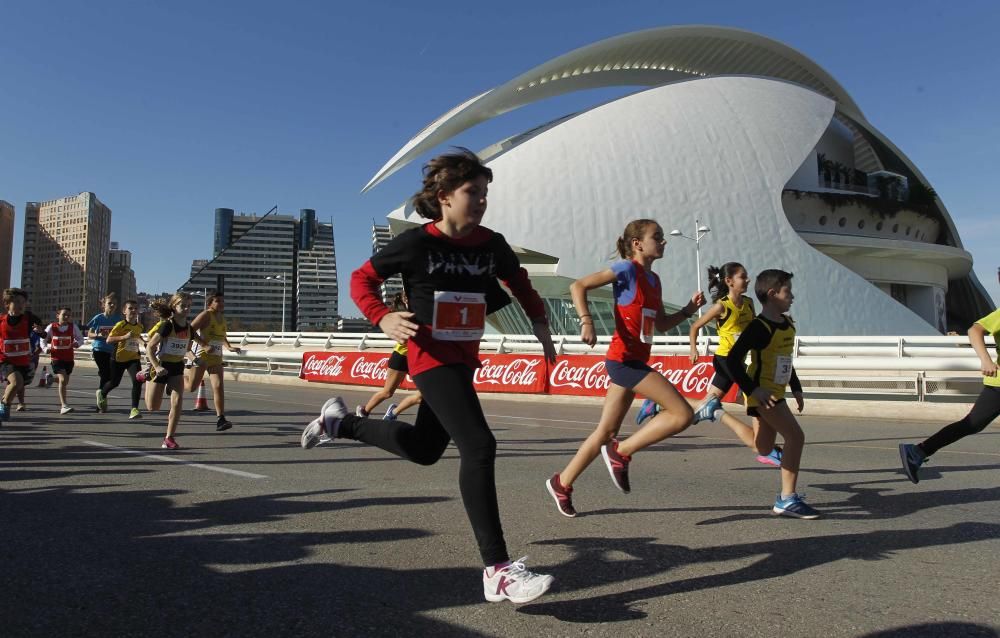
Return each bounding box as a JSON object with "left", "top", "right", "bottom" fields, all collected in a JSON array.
[
  {"left": 0, "top": 401, "right": 8, "bottom": 422},
  {"left": 692, "top": 395, "right": 722, "bottom": 424},
  {"left": 756, "top": 446, "right": 783, "bottom": 467},
  {"left": 635, "top": 399, "right": 658, "bottom": 425},
  {"left": 898, "top": 443, "right": 925, "bottom": 484},
  {"left": 383, "top": 403, "right": 398, "bottom": 421},
  {"left": 772, "top": 493, "right": 820, "bottom": 519}
]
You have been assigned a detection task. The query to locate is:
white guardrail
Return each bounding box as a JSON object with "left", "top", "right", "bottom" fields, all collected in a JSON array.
[{"left": 79, "top": 332, "right": 995, "bottom": 401}]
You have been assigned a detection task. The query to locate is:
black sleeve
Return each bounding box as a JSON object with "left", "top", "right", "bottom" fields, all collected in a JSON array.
[
  {"left": 726, "top": 319, "right": 771, "bottom": 394},
  {"left": 369, "top": 228, "right": 419, "bottom": 280},
  {"left": 156, "top": 321, "right": 174, "bottom": 339},
  {"left": 789, "top": 368, "right": 802, "bottom": 395}
]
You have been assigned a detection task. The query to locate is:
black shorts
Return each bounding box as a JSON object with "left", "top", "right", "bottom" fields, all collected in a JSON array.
[
  {"left": 388, "top": 351, "right": 409, "bottom": 373},
  {"left": 51, "top": 360, "right": 75, "bottom": 376},
  {"left": 153, "top": 360, "right": 186, "bottom": 383},
  {"left": 605, "top": 359, "right": 655, "bottom": 390},
  {"left": 1, "top": 363, "right": 33, "bottom": 385},
  {"left": 709, "top": 355, "right": 736, "bottom": 394},
  {"left": 747, "top": 398, "right": 786, "bottom": 418}
]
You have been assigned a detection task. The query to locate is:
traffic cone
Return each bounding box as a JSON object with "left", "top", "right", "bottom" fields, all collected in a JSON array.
[
  {"left": 193, "top": 380, "right": 209, "bottom": 411},
  {"left": 37, "top": 367, "right": 48, "bottom": 388}
]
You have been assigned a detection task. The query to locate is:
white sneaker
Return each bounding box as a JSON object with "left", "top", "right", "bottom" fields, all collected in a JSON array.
[
  {"left": 483, "top": 557, "right": 554, "bottom": 603},
  {"left": 355, "top": 405, "right": 368, "bottom": 417},
  {"left": 301, "top": 397, "right": 347, "bottom": 449},
  {"left": 60, "top": 405, "right": 74, "bottom": 415}
]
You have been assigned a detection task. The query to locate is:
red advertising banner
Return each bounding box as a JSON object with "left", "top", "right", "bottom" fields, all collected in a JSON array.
[{"left": 300, "top": 351, "right": 738, "bottom": 402}]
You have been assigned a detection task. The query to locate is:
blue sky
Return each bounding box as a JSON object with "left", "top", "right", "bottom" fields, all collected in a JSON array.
[{"left": 2, "top": 0, "right": 997, "bottom": 316}]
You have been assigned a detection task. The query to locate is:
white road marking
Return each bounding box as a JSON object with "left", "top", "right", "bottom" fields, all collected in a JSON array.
[{"left": 81, "top": 440, "right": 269, "bottom": 479}]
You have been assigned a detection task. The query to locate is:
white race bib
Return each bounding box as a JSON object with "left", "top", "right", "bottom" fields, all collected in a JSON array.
[
  {"left": 162, "top": 337, "right": 188, "bottom": 357},
  {"left": 3, "top": 338, "right": 30, "bottom": 356},
  {"left": 431, "top": 291, "right": 487, "bottom": 341},
  {"left": 639, "top": 308, "right": 657, "bottom": 344},
  {"left": 773, "top": 355, "right": 792, "bottom": 385},
  {"left": 51, "top": 336, "right": 73, "bottom": 350},
  {"left": 123, "top": 338, "right": 140, "bottom": 352}
]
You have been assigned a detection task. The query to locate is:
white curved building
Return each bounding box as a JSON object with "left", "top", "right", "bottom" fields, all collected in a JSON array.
[{"left": 368, "top": 26, "right": 992, "bottom": 336}]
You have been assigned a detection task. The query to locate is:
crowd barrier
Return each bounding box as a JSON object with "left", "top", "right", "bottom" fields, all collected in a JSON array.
[{"left": 75, "top": 332, "right": 994, "bottom": 402}]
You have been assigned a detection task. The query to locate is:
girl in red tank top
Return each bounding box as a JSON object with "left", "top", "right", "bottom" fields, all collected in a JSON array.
[{"left": 545, "top": 220, "right": 705, "bottom": 517}]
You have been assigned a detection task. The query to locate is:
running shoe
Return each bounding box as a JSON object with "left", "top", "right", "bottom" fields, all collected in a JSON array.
[
  {"left": 483, "top": 557, "right": 554, "bottom": 603},
  {"left": 756, "top": 446, "right": 783, "bottom": 467},
  {"left": 216, "top": 415, "right": 233, "bottom": 432},
  {"left": 601, "top": 438, "right": 631, "bottom": 494},
  {"left": 692, "top": 395, "right": 722, "bottom": 424},
  {"left": 772, "top": 493, "right": 820, "bottom": 519},
  {"left": 383, "top": 403, "right": 398, "bottom": 421},
  {"left": 15, "top": 404, "right": 25, "bottom": 412},
  {"left": 161, "top": 437, "right": 179, "bottom": 450},
  {"left": 355, "top": 405, "right": 368, "bottom": 417},
  {"left": 0, "top": 402, "right": 8, "bottom": 421},
  {"left": 95, "top": 389, "right": 107, "bottom": 412},
  {"left": 545, "top": 474, "right": 577, "bottom": 518},
  {"left": 128, "top": 408, "right": 141, "bottom": 420},
  {"left": 301, "top": 397, "right": 347, "bottom": 449},
  {"left": 635, "top": 399, "right": 658, "bottom": 425},
  {"left": 60, "top": 405, "right": 74, "bottom": 415},
  {"left": 898, "top": 443, "right": 925, "bottom": 484}
]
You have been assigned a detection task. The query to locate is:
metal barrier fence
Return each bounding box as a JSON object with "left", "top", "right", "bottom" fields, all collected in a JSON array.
[{"left": 77, "top": 333, "right": 993, "bottom": 401}]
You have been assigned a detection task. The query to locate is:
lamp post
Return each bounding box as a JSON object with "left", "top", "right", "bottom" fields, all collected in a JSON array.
[
  {"left": 266, "top": 275, "right": 287, "bottom": 332},
  {"left": 670, "top": 219, "right": 711, "bottom": 352}
]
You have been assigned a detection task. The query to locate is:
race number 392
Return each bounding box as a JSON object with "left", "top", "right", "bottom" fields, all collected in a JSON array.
[{"left": 432, "top": 291, "right": 486, "bottom": 341}]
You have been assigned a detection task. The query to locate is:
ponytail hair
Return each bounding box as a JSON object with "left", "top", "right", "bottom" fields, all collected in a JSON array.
[
  {"left": 616, "top": 219, "right": 658, "bottom": 259},
  {"left": 706, "top": 262, "right": 745, "bottom": 302},
  {"left": 150, "top": 299, "right": 173, "bottom": 319},
  {"left": 410, "top": 148, "right": 493, "bottom": 220},
  {"left": 389, "top": 292, "right": 408, "bottom": 312}
]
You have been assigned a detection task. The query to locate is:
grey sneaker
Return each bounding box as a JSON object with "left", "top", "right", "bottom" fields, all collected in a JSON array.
[
  {"left": 898, "top": 443, "right": 925, "bottom": 484},
  {"left": 301, "top": 397, "right": 347, "bottom": 449}
]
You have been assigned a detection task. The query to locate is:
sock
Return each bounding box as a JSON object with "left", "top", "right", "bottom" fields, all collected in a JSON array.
[
  {"left": 780, "top": 492, "right": 797, "bottom": 501},
  {"left": 488, "top": 561, "right": 511, "bottom": 575}
]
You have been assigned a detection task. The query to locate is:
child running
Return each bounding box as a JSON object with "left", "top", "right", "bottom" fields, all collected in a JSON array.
[
  {"left": 0, "top": 288, "right": 33, "bottom": 423},
  {"left": 143, "top": 300, "right": 171, "bottom": 410},
  {"left": 87, "top": 293, "right": 123, "bottom": 404},
  {"left": 45, "top": 307, "right": 84, "bottom": 414},
  {"left": 301, "top": 149, "right": 557, "bottom": 604},
  {"left": 545, "top": 219, "right": 704, "bottom": 517},
  {"left": 356, "top": 293, "right": 422, "bottom": 420},
  {"left": 638, "top": 262, "right": 784, "bottom": 466},
  {"left": 726, "top": 269, "right": 819, "bottom": 519},
  {"left": 899, "top": 307, "right": 1000, "bottom": 483},
  {"left": 145, "top": 294, "right": 194, "bottom": 449},
  {"left": 98, "top": 300, "right": 145, "bottom": 419},
  {"left": 188, "top": 291, "right": 241, "bottom": 431}
]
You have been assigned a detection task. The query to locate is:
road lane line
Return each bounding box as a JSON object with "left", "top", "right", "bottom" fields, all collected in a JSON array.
[{"left": 81, "top": 440, "right": 269, "bottom": 479}]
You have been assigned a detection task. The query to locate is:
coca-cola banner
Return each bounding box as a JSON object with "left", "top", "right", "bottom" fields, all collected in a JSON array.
[
  {"left": 300, "top": 352, "right": 545, "bottom": 394},
  {"left": 547, "top": 355, "right": 739, "bottom": 402},
  {"left": 300, "top": 352, "right": 737, "bottom": 401}
]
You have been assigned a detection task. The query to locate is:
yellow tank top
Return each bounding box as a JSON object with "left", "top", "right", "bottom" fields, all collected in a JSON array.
[
  {"left": 745, "top": 315, "right": 796, "bottom": 405},
  {"left": 110, "top": 320, "right": 143, "bottom": 362},
  {"left": 715, "top": 295, "right": 755, "bottom": 357},
  {"left": 203, "top": 312, "right": 227, "bottom": 344}
]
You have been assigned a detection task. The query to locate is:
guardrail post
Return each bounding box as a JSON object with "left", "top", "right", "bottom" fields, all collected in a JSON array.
[
  {"left": 240, "top": 334, "right": 249, "bottom": 347},
  {"left": 898, "top": 337, "right": 905, "bottom": 358},
  {"left": 916, "top": 371, "right": 925, "bottom": 401},
  {"left": 265, "top": 332, "right": 275, "bottom": 347},
  {"left": 358, "top": 334, "right": 368, "bottom": 351},
  {"left": 496, "top": 335, "right": 506, "bottom": 354},
  {"left": 325, "top": 334, "right": 333, "bottom": 349},
  {"left": 793, "top": 337, "right": 801, "bottom": 358},
  {"left": 294, "top": 333, "right": 302, "bottom": 348},
  {"left": 556, "top": 335, "right": 566, "bottom": 355}
]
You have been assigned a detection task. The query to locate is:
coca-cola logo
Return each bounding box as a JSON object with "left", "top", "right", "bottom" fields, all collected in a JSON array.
[
  {"left": 474, "top": 358, "right": 541, "bottom": 386},
  {"left": 350, "top": 356, "right": 390, "bottom": 381},
  {"left": 302, "top": 354, "right": 347, "bottom": 377},
  {"left": 651, "top": 361, "right": 712, "bottom": 395},
  {"left": 549, "top": 359, "right": 611, "bottom": 391}
]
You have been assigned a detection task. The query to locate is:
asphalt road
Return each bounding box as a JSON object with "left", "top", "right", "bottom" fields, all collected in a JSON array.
[{"left": 2, "top": 370, "right": 998, "bottom": 637}]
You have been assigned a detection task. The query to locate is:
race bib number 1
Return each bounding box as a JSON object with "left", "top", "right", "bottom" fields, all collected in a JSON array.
[
  {"left": 640, "top": 308, "right": 657, "bottom": 344},
  {"left": 432, "top": 291, "right": 486, "bottom": 341},
  {"left": 773, "top": 354, "right": 792, "bottom": 385}
]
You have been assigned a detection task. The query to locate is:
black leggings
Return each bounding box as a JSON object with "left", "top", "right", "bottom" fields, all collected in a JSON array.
[
  {"left": 921, "top": 385, "right": 1000, "bottom": 456},
  {"left": 100, "top": 359, "right": 142, "bottom": 409},
  {"left": 92, "top": 351, "right": 113, "bottom": 389},
  {"left": 337, "top": 363, "right": 507, "bottom": 566}
]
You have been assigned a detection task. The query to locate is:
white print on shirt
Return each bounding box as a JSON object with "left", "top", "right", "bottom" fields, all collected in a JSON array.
[{"left": 426, "top": 250, "right": 497, "bottom": 277}]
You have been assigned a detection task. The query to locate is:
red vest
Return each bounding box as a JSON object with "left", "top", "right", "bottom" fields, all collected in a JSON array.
[
  {"left": 48, "top": 322, "right": 76, "bottom": 362},
  {"left": 0, "top": 314, "right": 32, "bottom": 366},
  {"left": 606, "top": 261, "right": 662, "bottom": 364}
]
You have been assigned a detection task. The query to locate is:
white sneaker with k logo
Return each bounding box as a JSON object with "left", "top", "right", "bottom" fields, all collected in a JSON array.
[{"left": 483, "top": 557, "right": 554, "bottom": 603}]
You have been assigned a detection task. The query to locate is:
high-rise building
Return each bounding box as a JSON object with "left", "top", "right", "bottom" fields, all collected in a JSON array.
[
  {"left": 21, "top": 192, "right": 112, "bottom": 319},
  {"left": 108, "top": 242, "right": 138, "bottom": 303},
  {"left": 0, "top": 200, "right": 14, "bottom": 290},
  {"left": 372, "top": 224, "right": 403, "bottom": 305},
  {"left": 181, "top": 208, "right": 338, "bottom": 331}
]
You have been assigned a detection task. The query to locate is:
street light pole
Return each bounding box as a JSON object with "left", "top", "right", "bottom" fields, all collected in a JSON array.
[
  {"left": 266, "top": 274, "right": 287, "bottom": 332},
  {"left": 670, "top": 219, "right": 712, "bottom": 347}
]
